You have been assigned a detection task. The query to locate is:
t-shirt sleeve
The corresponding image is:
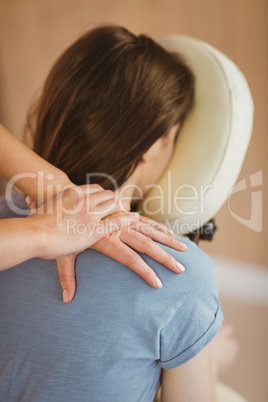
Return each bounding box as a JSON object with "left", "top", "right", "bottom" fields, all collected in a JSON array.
[{"left": 159, "top": 263, "right": 224, "bottom": 369}]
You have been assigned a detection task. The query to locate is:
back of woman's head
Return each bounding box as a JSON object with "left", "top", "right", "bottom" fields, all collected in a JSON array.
[{"left": 28, "top": 25, "right": 194, "bottom": 189}]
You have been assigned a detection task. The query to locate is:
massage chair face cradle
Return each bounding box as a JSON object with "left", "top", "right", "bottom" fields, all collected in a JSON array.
[{"left": 138, "top": 36, "right": 253, "bottom": 242}]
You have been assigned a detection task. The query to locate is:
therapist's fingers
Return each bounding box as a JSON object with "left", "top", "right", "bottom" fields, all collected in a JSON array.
[
  {"left": 78, "top": 183, "right": 108, "bottom": 195},
  {"left": 56, "top": 253, "right": 78, "bottom": 304},
  {"left": 60, "top": 186, "right": 114, "bottom": 210},
  {"left": 119, "top": 228, "right": 185, "bottom": 274},
  {"left": 81, "top": 186, "right": 127, "bottom": 209},
  {"left": 26, "top": 185, "right": 130, "bottom": 223},
  {"left": 137, "top": 215, "right": 174, "bottom": 235},
  {"left": 82, "top": 189, "right": 115, "bottom": 207},
  {"left": 55, "top": 213, "right": 140, "bottom": 303},
  {"left": 92, "top": 212, "right": 140, "bottom": 242},
  {"left": 130, "top": 220, "right": 187, "bottom": 252},
  {"left": 93, "top": 233, "right": 163, "bottom": 289},
  {"left": 93, "top": 198, "right": 130, "bottom": 218},
  {"left": 59, "top": 186, "right": 130, "bottom": 218},
  {"left": 25, "top": 196, "right": 38, "bottom": 214}
]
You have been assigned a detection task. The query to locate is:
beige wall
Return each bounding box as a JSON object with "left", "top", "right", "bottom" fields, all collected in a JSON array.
[{"left": 0, "top": 0, "right": 267, "bottom": 266}]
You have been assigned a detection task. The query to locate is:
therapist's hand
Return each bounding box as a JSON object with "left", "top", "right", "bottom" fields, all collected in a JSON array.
[
  {"left": 26, "top": 185, "right": 139, "bottom": 300},
  {"left": 27, "top": 187, "right": 187, "bottom": 303},
  {"left": 58, "top": 214, "right": 187, "bottom": 303},
  {"left": 93, "top": 215, "right": 187, "bottom": 290},
  {"left": 27, "top": 184, "right": 136, "bottom": 257}
]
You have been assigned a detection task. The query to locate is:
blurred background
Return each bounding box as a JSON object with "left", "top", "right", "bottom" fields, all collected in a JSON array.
[{"left": 0, "top": 0, "right": 267, "bottom": 400}]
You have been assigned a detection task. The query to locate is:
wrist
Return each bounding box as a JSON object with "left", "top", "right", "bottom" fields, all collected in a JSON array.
[
  {"left": 44, "top": 171, "right": 73, "bottom": 199},
  {"left": 26, "top": 215, "right": 52, "bottom": 258},
  {"left": 57, "top": 172, "right": 73, "bottom": 191}
]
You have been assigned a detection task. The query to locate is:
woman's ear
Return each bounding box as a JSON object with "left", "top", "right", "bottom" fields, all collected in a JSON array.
[
  {"left": 140, "top": 139, "right": 162, "bottom": 164},
  {"left": 140, "top": 153, "right": 149, "bottom": 163}
]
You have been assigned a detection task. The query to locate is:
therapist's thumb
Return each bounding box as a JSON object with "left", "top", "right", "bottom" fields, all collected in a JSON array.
[{"left": 56, "top": 254, "right": 78, "bottom": 303}]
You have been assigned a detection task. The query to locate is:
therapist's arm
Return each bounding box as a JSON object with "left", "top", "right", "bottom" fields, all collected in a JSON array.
[
  {"left": 161, "top": 344, "right": 217, "bottom": 402},
  {"left": 0, "top": 189, "right": 138, "bottom": 271},
  {"left": 0, "top": 124, "right": 70, "bottom": 201}
]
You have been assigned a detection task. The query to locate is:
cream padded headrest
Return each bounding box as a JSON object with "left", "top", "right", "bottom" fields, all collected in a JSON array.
[{"left": 138, "top": 35, "right": 254, "bottom": 234}]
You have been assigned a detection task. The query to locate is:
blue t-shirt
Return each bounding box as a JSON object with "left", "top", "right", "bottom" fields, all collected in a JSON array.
[{"left": 0, "top": 232, "right": 223, "bottom": 402}]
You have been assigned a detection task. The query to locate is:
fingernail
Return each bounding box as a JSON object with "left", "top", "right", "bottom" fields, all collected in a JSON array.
[
  {"left": 63, "top": 289, "right": 69, "bottom": 303},
  {"left": 155, "top": 277, "right": 163, "bottom": 288},
  {"left": 179, "top": 242, "right": 187, "bottom": 250},
  {"left": 167, "top": 228, "right": 174, "bottom": 234},
  {"left": 177, "top": 262, "right": 185, "bottom": 272},
  {"left": 126, "top": 213, "right": 139, "bottom": 222}
]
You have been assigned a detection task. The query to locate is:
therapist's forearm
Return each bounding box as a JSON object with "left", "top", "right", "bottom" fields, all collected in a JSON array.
[
  {"left": 0, "top": 124, "right": 71, "bottom": 202},
  {"left": 0, "top": 218, "right": 48, "bottom": 270}
]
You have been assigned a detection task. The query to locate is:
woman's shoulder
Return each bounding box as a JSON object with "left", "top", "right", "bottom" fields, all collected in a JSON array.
[
  {"left": 77, "top": 234, "right": 217, "bottom": 303},
  {"left": 143, "top": 235, "right": 217, "bottom": 298},
  {"left": 150, "top": 236, "right": 223, "bottom": 369},
  {"left": 77, "top": 235, "right": 220, "bottom": 336}
]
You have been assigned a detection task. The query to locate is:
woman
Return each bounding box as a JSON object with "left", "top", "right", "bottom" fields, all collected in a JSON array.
[{"left": 0, "top": 26, "right": 230, "bottom": 401}]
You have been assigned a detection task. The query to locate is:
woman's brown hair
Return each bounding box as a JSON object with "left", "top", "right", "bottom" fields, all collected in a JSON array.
[{"left": 26, "top": 26, "right": 195, "bottom": 189}]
